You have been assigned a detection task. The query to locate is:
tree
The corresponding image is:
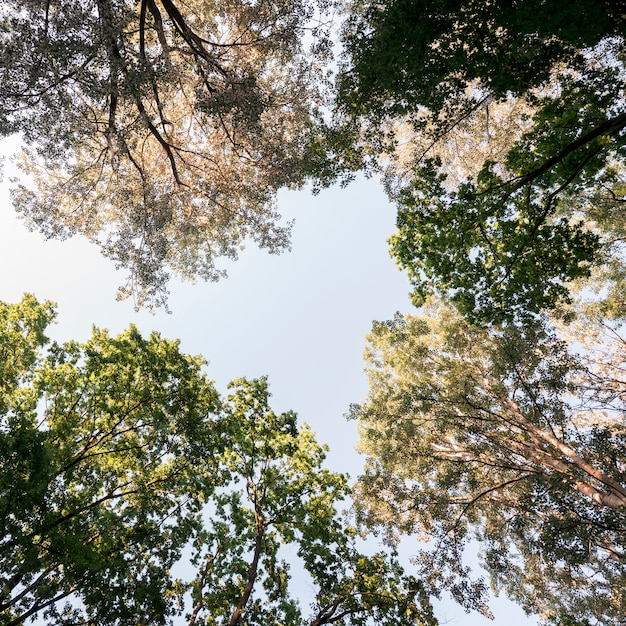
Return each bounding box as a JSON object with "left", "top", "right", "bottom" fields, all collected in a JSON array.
[
  {"left": 182, "top": 377, "right": 436, "bottom": 626},
  {"left": 0, "top": 294, "right": 221, "bottom": 625},
  {"left": 338, "top": 0, "right": 626, "bottom": 323},
  {"left": 0, "top": 0, "right": 334, "bottom": 309},
  {"left": 350, "top": 300, "right": 626, "bottom": 625},
  {"left": 0, "top": 295, "right": 435, "bottom": 626}
]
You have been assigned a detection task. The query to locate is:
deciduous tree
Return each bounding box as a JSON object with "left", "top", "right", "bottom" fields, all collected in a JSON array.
[
  {"left": 0, "top": 295, "right": 434, "bottom": 626},
  {"left": 183, "top": 377, "right": 435, "bottom": 626},
  {"left": 1, "top": 0, "right": 334, "bottom": 309},
  {"left": 338, "top": 0, "right": 626, "bottom": 323},
  {"left": 350, "top": 300, "right": 626, "bottom": 625},
  {"left": 0, "top": 294, "right": 221, "bottom": 624}
]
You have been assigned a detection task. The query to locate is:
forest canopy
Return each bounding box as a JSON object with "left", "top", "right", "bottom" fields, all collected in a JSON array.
[
  {"left": 0, "top": 295, "right": 435, "bottom": 626},
  {"left": 2, "top": 0, "right": 626, "bottom": 321},
  {"left": 0, "top": 0, "right": 336, "bottom": 309},
  {"left": 339, "top": 0, "right": 626, "bottom": 323},
  {"left": 3, "top": 2, "right": 626, "bottom": 625},
  {"left": 337, "top": 3, "right": 626, "bottom": 623}
]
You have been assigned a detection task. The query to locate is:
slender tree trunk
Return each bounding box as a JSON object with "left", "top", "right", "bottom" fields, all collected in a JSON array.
[
  {"left": 228, "top": 504, "right": 264, "bottom": 626},
  {"left": 480, "top": 376, "right": 626, "bottom": 509}
]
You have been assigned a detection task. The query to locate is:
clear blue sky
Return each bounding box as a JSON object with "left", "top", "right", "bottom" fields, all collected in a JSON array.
[{"left": 0, "top": 136, "right": 537, "bottom": 625}]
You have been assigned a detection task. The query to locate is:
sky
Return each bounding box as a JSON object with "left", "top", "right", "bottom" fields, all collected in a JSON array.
[{"left": 0, "top": 136, "right": 538, "bottom": 625}]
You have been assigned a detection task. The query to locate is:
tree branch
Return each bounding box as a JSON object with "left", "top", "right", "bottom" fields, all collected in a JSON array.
[{"left": 509, "top": 112, "right": 626, "bottom": 192}]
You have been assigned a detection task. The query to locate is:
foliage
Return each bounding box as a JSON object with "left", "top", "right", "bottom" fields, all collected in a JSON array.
[
  {"left": 0, "top": 295, "right": 435, "bottom": 626},
  {"left": 388, "top": 156, "right": 603, "bottom": 324},
  {"left": 0, "top": 0, "right": 335, "bottom": 310},
  {"left": 0, "top": 295, "right": 221, "bottom": 625},
  {"left": 350, "top": 300, "right": 626, "bottom": 625},
  {"left": 183, "top": 376, "right": 436, "bottom": 626},
  {"left": 338, "top": 0, "right": 626, "bottom": 323},
  {"left": 339, "top": 0, "right": 625, "bottom": 121}
]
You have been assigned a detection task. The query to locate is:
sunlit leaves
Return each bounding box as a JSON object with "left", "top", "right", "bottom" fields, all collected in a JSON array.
[
  {"left": 388, "top": 159, "right": 601, "bottom": 323},
  {"left": 1, "top": 0, "right": 334, "bottom": 309},
  {"left": 0, "top": 296, "right": 221, "bottom": 625},
  {"left": 0, "top": 296, "right": 433, "bottom": 626},
  {"left": 350, "top": 301, "right": 626, "bottom": 624}
]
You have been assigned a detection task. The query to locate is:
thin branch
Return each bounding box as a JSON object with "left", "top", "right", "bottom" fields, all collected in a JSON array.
[
  {"left": 186, "top": 545, "right": 222, "bottom": 626},
  {"left": 133, "top": 94, "right": 184, "bottom": 186},
  {"left": 6, "top": 585, "right": 77, "bottom": 626},
  {"left": 451, "top": 473, "right": 535, "bottom": 531}
]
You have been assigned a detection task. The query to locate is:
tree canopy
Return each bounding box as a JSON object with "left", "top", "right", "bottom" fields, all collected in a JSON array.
[
  {"left": 5, "top": 0, "right": 626, "bottom": 320},
  {"left": 350, "top": 300, "right": 626, "bottom": 625},
  {"left": 338, "top": 0, "right": 626, "bottom": 323},
  {"left": 5, "top": 2, "right": 626, "bottom": 624},
  {"left": 0, "top": 294, "right": 220, "bottom": 624},
  {"left": 0, "top": 0, "right": 335, "bottom": 309},
  {"left": 0, "top": 295, "right": 435, "bottom": 626}
]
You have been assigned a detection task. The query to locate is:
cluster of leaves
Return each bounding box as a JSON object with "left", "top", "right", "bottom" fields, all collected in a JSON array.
[
  {"left": 350, "top": 300, "right": 626, "bottom": 625},
  {"left": 0, "top": 294, "right": 221, "bottom": 624},
  {"left": 339, "top": 0, "right": 625, "bottom": 120},
  {"left": 0, "top": 295, "right": 435, "bottom": 626},
  {"left": 338, "top": 0, "right": 626, "bottom": 323},
  {"left": 388, "top": 158, "right": 601, "bottom": 324},
  {"left": 0, "top": 0, "right": 337, "bottom": 309}
]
